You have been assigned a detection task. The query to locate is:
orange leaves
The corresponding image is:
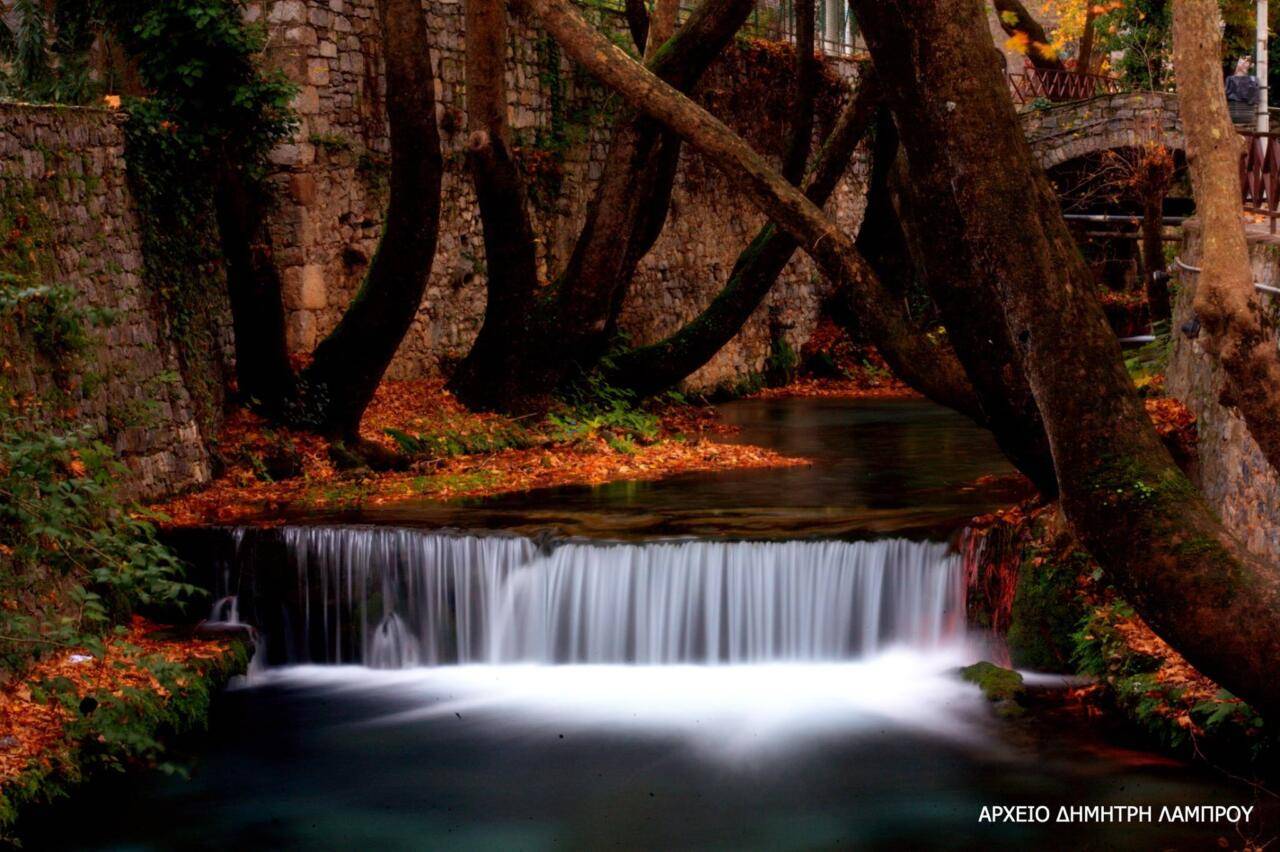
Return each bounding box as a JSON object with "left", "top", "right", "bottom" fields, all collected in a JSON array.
[
  {"left": 152, "top": 380, "right": 810, "bottom": 526},
  {"left": 0, "top": 618, "right": 233, "bottom": 790}
]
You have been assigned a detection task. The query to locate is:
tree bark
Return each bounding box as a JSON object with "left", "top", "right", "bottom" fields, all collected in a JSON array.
[
  {"left": 212, "top": 162, "right": 296, "bottom": 408},
  {"left": 1172, "top": 0, "right": 1280, "bottom": 475},
  {"left": 517, "top": 0, "right": 983, "bottom": 420},
  {"left": 992, "top": 0, "right": 1067, "bottom": 71},
  {"left": 450, "top": 0, "right": 756, "bottom": 412},
  {"left": 780, "top": 0, "right": 817, "bottom": 184},
  {"left": 604, "top": 74, "right": 879, "bottom": 398},
  {"left": 445, "top": 0, "right": 546, "bottom": 410},
  {"left": 847, "top": 36, "right": 1058, "bottom": 495},
  {"left": 294, "top": 0, "right": 443, "bottom": 441},
  {"left": 1077, "top": 0, "right": 1098, "bottom": 73},
  {"left": 1142, "top": 194, "right": 1171, "bottom": 324},
  {"left": 856, "top": 0, "right": 1280, "bottom": 719}
]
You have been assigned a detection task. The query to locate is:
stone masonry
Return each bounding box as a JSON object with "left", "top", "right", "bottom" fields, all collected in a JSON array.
[
  {"left": 1167, "top": 221, "right": 1280, "bottom": 559},
  {"left": 0, "top": 104, "right": 213, "bottom": 500},
  {"left": 248, "top": 0, "right": 867, "bottom": 392}
]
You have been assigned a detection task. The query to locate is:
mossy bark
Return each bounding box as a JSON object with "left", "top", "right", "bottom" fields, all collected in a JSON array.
[{"left": 854, "top": 0, "right": 1280, "bottom": 719}]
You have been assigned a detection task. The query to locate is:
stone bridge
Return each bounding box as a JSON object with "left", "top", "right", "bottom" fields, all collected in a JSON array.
[{"left": 1020, "top": 92, "right": 1183, "bottom": 170}]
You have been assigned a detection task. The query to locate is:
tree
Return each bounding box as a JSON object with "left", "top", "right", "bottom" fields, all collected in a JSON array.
[
  {"left": 992, "top": 0, "right": 1068, "bottom": 71},
  {"left": 602, "top": 3, "right": 882, "bottom": 399},
  {"left": 115, "top": 0, "right": 442, "bottom": 451},
  {"left": 447, "top": 0, "right": 759, "bottom": 413},
  {"left": 852, "top": 0, "right": 1280, "bottom": 719},
  {"left": 520, "top": 0, "right": 1280, "bottom": 717},
  {"left": 289, "top": 0, "right": 444, "bottom": 444},
  {"left": 1171, "top": 0, "right": 1280, "bottom": 476},
  {"left": 509, "top": 0, "right": 997, "bottom": 436}
]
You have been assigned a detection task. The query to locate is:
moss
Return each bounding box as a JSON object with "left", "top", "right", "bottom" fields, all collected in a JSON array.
[
  {"left": 958, "top": 661, "right": 1027, "bottom": 718},
  {"left": 1006, "top": 548, "right": 1090, "bottom": 672},
  {"left": 0, "top": 640, "right": 250, "bottom": 840}
]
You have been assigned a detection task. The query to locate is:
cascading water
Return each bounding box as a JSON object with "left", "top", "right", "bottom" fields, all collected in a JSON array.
[{"left": 210, "top": 526, "right": 966, "bottom": 668}]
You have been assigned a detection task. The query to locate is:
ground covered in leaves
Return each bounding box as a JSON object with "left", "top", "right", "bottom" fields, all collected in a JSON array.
[
  {"left": 0, "top": 617, "right": 247, "bottom": 835},
  {"left": 155, "top": 380, "right": 809, "bottom": 525}
]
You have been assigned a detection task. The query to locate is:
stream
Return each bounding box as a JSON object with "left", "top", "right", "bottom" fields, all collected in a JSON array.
[{"left": 23, "top": 398, "right": 1277, "bottom": 849}]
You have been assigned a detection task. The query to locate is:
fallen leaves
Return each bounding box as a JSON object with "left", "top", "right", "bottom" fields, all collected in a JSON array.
[
  {"left": 0, "top": 617, "right": 233, "bottom": 791},
  {"left": 153, "top": 380, "right": 809, "bottom": 525}
]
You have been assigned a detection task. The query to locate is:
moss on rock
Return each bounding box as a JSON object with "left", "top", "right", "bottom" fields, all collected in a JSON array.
[{"left": 959, "top": 661, "right": 1027, "bottom": 718}]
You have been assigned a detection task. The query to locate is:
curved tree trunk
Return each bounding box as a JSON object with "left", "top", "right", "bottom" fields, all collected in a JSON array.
[
  {"left": 855, "top": 0, "right": 1280, "bottom": 719},
  {"left": 444, "top": 0, "right": 547, "bottom": 411},
  {"left": 449, "top": 0, "right": 756, "bottom": 412},
  {"left": 604, "top": 74, "right": 879, "bottom": 398},
  {"left": 294, "top": 0, "right": 443, "bottom": 441},
  {"left": 515, "top": 0, "right": 983, "bottom": 421},
  {"left": 1172, "top": 0, "right": 1280, "bottom": 475}
]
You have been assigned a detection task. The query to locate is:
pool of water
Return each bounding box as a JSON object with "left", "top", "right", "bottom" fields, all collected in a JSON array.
[
  {"left": 300, "top": 397, "right": 1032, "bottom": 541},
  {"left": 21, "top": 397, "right": 1275, "bottom": 849},
  {"left": 24, "top": 658, "right": 1275, "bottom": 850}
]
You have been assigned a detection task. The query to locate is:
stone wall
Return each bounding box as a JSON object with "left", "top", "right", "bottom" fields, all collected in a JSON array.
[
  {"left": 1167, "top": 221, "right": 1280, "bottom": 558},
  {"left": 0, "top": 104, "right": 214, "bottom": 500},
  {"left": 249, "top": 0, "right": 867, "bottom": 391}
]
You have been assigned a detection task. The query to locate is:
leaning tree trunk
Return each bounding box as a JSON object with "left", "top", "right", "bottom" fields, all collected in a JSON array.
[
  {"left": 514, "top": 0, "right": 985, "bottom": 422},
  {"left": 449, "top": 0, "right": 757, "bottom": 412},
  {"left": 604, "top": 74, "right": 880, "bottom": 398},
  {"left": 1172, "top": 0, "right": 1280, "bottom": 475},
  {"left": 854, "top": 0, "right": 1280, "bottom": 719},
  {"left": 294, "top": 0, "right": 443, "bottom": 441}
]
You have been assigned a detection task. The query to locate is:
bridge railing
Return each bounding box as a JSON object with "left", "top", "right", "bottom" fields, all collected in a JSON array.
[
  {"left": 1241, "top": 130, "right": 1280, "bottom": 234},
  {"left": 1007, "top": 67, "right": 1126, "bottom": 105}
]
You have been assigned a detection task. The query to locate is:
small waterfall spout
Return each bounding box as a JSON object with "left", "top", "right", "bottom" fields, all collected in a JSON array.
[{"left": 218, "top": 527, "right": 965, "bottom": 668}]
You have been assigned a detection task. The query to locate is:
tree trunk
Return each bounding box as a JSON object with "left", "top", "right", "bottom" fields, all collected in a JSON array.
[
  {"left": 1172, "top": 0, "right": 1280, "bottom": 475},
  {"left": 1142, "top": 194, "right": 1171, "bottom": 324},
  {"left": 604, "top": 74, "right": 879, "bottom": 398},
  {"left": 992, "top": 0, "right": 1067, "bottom": 71},
  {"left": 211, "top": 161, "right": 296, "bottom": 408},
  {"left": 294, "top": 0, "right": 443, "bottom": 441},
  {"left": 847, "top": 43, "right": 1058, "bottom": 496},
  {"left": 449, "top": 0, "right": 756, "bottom": 412},
  {"left": 855, "top": 0, "right": 1280, "bottom": 719},
  {"left": 780, "top": 0, "right": 817, "bottom": 184},
  {"left": 445, "top": 0, "right": 547, "bottom": 411},
  {"left": 1077, "top": 1, "right": 1098, "bottom": 73},
  {"left": 516, "top": 0, "right": 984, "bottom": 421}
]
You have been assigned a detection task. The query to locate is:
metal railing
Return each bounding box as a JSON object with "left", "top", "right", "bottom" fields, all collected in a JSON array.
[
  {"left": 759, "top": 0, "right": 861, "bottom": 58},
  {"left": 1007, "top": 66, "right": 1126, "bottom": 105},
  {"left": 1241, "top": 130, "right": 1280, "bottom": 233}
]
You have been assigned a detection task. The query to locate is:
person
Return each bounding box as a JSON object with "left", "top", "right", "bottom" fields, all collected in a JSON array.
[{"left": 1226, "top": 56, "right": 1260, "bottom": 128}]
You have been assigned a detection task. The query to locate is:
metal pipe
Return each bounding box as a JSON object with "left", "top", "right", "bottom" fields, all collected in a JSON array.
[
  {"left": 1063, "top": 213, "right": 1188, "bottom": 225},
  {"left": 1173, "top": 257, "right": 1280, "bottom": 295},
  {"left": 1259, "top": 0, "right": 1270, "bottom": 133}
]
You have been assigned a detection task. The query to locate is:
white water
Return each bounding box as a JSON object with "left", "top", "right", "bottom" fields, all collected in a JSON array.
[{"left": 223, "top": 528, "right": 966, "bottom": 667}]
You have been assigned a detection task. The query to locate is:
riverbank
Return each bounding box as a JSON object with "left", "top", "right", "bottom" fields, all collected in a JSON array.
[
  {"left": 153, "top": 379, "right": 810, "bottom": 526},
  {"left": 0, "top": 618, "right": 248, "bottom": 842}
]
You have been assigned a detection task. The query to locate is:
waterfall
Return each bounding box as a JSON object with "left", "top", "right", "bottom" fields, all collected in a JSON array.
[{"left": 215, "top": 527, "right": 965, "bottom": 668}]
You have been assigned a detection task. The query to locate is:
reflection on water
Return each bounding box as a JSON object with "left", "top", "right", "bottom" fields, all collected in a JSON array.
[{"left": 318, "top": 398, "right": 1031, "bottom": 540}]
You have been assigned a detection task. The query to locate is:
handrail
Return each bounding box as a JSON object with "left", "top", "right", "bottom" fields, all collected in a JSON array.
[{"left": 1008, "top": 67, "right": 1125, "bottom": 105}]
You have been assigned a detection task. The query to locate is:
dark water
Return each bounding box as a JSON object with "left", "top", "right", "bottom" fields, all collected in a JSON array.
[
  {"left": 20, "top": 397, "right": 1277, "bottom": 850},
  {"left": 23, "top": 664, "right": 1277, "bottom": 850},
  {"left": 312, "top": 397, "right": 1032, "bottom": 541}
]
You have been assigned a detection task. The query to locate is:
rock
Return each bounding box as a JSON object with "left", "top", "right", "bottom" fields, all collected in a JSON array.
[{"left": 958, "top": 661, "right": 1027, "bottom": 718}]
